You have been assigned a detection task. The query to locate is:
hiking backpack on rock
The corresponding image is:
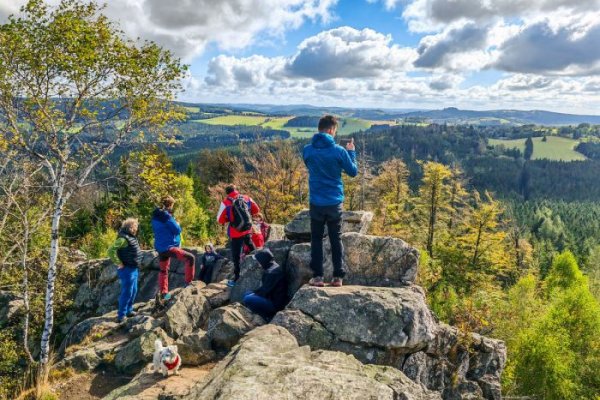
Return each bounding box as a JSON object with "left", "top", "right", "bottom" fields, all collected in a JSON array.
[{"left": 230, "top": 195, "right": 253, "bottom": 232}]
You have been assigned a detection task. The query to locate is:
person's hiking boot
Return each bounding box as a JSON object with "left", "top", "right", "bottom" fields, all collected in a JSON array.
[
  {"left": 226, "top": 279, "right": 237, "bottom": 288},
  {"left": 126, "top": 311, "right": 137, "bottom": 318},
  {"left": 117, "top": 316, "right": 126, "bottom": 323},
  {"left": 162, "top": 293, "right": 172, "bottom": 301},
  {"left": 331, "top": 277, "right": 343, "bottom": 287},
  {"left": 309, "top": 276, "right": 325, "bottom": 287}
]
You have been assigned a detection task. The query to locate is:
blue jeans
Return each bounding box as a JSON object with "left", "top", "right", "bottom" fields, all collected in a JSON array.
[
  {"left": 243, "top": 292, "right": 276, "bottom": 320},
  {"left": 309, "top": 203, "right": 345, "bottom": 278},
  {"left": 117, "top": 266, "right": 138, "bottom": 319}
]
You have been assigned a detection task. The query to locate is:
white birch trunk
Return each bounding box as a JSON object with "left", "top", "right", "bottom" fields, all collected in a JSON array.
[{"left": 39, "top": 165, "right": 66, "bottom": 366}]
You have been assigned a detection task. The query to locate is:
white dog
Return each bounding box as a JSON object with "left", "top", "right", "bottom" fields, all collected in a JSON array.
[{"left": 152, "top": 339, "right": 182, "bottom": 377}]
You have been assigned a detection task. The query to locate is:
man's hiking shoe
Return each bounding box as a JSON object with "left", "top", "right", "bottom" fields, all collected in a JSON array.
[
  {"left": 226, "top": 280, "right": 236, "bottom": 288},
  {"left": 331, "top": 277, "right": 343, "bottom": 287},
  {"left": 309, "top": 277, "right": 325, "bottom": 287},
  {"left": 162, "top": 293, "right": 172, "bottom": 301},
  {"left": 126, "top": 311, "right": 137, "bottom": 318},
  {"left": 117, "top": 316, "right": 126, "bottom": 323}
]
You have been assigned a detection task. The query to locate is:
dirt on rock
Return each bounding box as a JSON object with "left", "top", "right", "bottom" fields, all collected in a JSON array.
[{"left": 53, "top": 370, "right": 132, "bottom": 400}]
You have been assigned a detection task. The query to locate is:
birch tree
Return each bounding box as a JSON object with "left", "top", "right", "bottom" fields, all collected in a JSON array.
[{"left": 0, "top": 0, "right": 185, "bottom": 368}]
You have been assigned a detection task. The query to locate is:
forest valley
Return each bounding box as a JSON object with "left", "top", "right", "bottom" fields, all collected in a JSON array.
[{"left": 0, "top": 1, "right": 599, "bottom": 400}]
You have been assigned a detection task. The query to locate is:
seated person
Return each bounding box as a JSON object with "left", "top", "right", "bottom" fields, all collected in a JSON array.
[
  {"left": 198, "top": 243, "right": 223, "bottom": 285},
  {"left": 243, "top": 213, "right": 271, "bottom": 254},
  {"left": 243, "top": 249, "right": 288, "bottom": 320}
]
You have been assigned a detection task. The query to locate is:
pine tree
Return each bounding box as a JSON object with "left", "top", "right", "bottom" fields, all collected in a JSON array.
[{"left": 415, "top": 162, "right": 453, "bottom": 257}]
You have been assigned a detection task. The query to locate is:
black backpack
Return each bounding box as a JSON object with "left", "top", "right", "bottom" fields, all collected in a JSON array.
[{"left": 230, "top": 195, "right": 253, "bottom": 232}]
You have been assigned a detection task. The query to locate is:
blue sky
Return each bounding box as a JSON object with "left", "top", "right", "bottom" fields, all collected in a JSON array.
[{"left": 2, "top": 0, "right": 599, "bottom": 113}]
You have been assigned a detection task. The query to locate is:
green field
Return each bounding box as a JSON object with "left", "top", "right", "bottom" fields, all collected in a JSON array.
[
  {"left": 489, "top": 136, "right": 586, "bottom": 161},
  {"left": 196, "top": 114, "right": 377, "bottom": 138}
]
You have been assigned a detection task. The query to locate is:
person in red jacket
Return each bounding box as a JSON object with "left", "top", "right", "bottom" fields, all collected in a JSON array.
[
  {"left": 217, "top": 185, "right": 260, "bottom": 287},
  {"left": 244, "top": 213, "right": 270, "bottom": 254}
]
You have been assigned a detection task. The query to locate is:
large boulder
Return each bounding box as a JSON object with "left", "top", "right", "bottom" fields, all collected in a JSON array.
[
  {"left": 60, "top": 314, "right": 120, "bottom": 352},
  {"left": 287, "top": 233, "right": 420, "bottom": 297},
  {"left": 163, "top": 283, "right": 211, "bottom": 339},
  {"left": 284, "top": 210, "right": 373, "bottom": 242},
  {"left": 176, "top": 330, "right": 217, "bottom": 366},
  {"left": 183, "top": 325, "right": 440, "bottom": 400},
  {"left": 206, "top": 303, "right": 265, "bottom": 351},
  {"left": 272, "top": 286, "right": 506, "bottom": 400},
  {"left": 273, "top": 285, "right": 436, "bottom": 359}
]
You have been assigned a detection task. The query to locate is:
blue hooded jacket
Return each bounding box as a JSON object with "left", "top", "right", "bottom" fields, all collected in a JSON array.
[
  {"left": 303, "top": 132, "right": 358, "bottom": 206},
  {"left": 151, "top": 208, "right": 182, "bottom": 253}
]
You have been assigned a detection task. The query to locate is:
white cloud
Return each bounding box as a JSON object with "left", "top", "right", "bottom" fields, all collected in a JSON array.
[
  {"left": 494, "top": 18, "right": 600, "bottom": 75},
  {"left": 204, "top": 26, "right": 417, "bottom": 87},
  {"left": 402, "top": 0, "right": 600, "bottom": 32},
  {"left": 0, "top": 0, "right": 338, "bottom": 61},
  {"left": 414, "top": 22, "right": 490, "bottom": 70},
  {"left": 285, "top": 27, "right": 417, "bottom": 80}
]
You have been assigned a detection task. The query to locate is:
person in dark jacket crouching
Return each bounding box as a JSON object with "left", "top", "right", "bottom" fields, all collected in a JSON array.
[
  {"left": 108, "top": 218, "right": 143, "bottom": 323},
  {"left": 243, "top": 249, "right": 288, "bottom": 320}
]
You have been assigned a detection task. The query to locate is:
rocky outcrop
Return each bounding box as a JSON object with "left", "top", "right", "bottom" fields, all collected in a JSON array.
[
  {"left": 403, "top": 324, "right": 507, "bottom": 400},
  {"left": 183, "top": 325, "right": 440, "bottom": 400},
  {"left": 58, "top": 282, "right": 230, "bottom": 375},
  {"left": 286, "top": 232, "right": 420, "bottom": 295},
  {"left": 284, "top": 209, "right": 373, "bottom": 242},
  {"left": 61, "top": 247, "right": 234, "bottom": 335},
  {"left": 50, "top": 209, "right": 506, "bottom": 400},
  {"left": 273, "top": 286, "right": 506, "bottom": 400}
]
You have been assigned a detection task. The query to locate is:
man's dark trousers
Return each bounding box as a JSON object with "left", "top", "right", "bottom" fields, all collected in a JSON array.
[
  {"left": 230, "top": 234, "right": 255, "bottom": 280},
  {"left": 309, "top": 203, "right": 345, "bottom": 278}
]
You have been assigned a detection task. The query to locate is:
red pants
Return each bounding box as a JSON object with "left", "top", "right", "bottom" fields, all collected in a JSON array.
[{"left": 158, "top": 247, "right": 195, "bottom": 294}]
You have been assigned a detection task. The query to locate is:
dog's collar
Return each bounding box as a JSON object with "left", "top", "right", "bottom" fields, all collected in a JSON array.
[{"left": 163, "top": 355, "right": 180, "bottom": 371}]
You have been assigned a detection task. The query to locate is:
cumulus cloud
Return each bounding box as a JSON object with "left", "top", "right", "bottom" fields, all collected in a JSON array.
[
  {"left": 494, "top": 20, "right": 600, "bottom": 75},
  {"left": 494, "top": 74, "right": 554, "bottom": 91},
  {"left": 402, "top": 0, "right": 600, "bottom": 31},
  {"left": 204, "top": 26, "right": 417, "bottom": 87},
  {"left": 205, "top": 55, "right": 286, "bottom": 88},
  {"left": 414, "top": 23, "right": 489, "bottom": 69},
  {"left": 0, "top": 0, "right": 337, "bottom": 60},
  {"left": 429, "top": 74, "right": 464, "bottom": 91},
  {"left": 286, "top": 27, "right": 417, "bottom": 80}
]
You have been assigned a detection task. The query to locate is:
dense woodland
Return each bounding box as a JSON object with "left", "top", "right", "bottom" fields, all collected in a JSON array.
[{"left": 0, "top": 1, "right": 599, "bottom": 399}]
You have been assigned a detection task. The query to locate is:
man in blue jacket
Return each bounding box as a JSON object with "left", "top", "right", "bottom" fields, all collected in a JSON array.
[
  {"left": 303, "top": 115, "right": 358, "bottom": 287},
  {"left": 152, "top": 196, "right": 195, "bottom": 300}
]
